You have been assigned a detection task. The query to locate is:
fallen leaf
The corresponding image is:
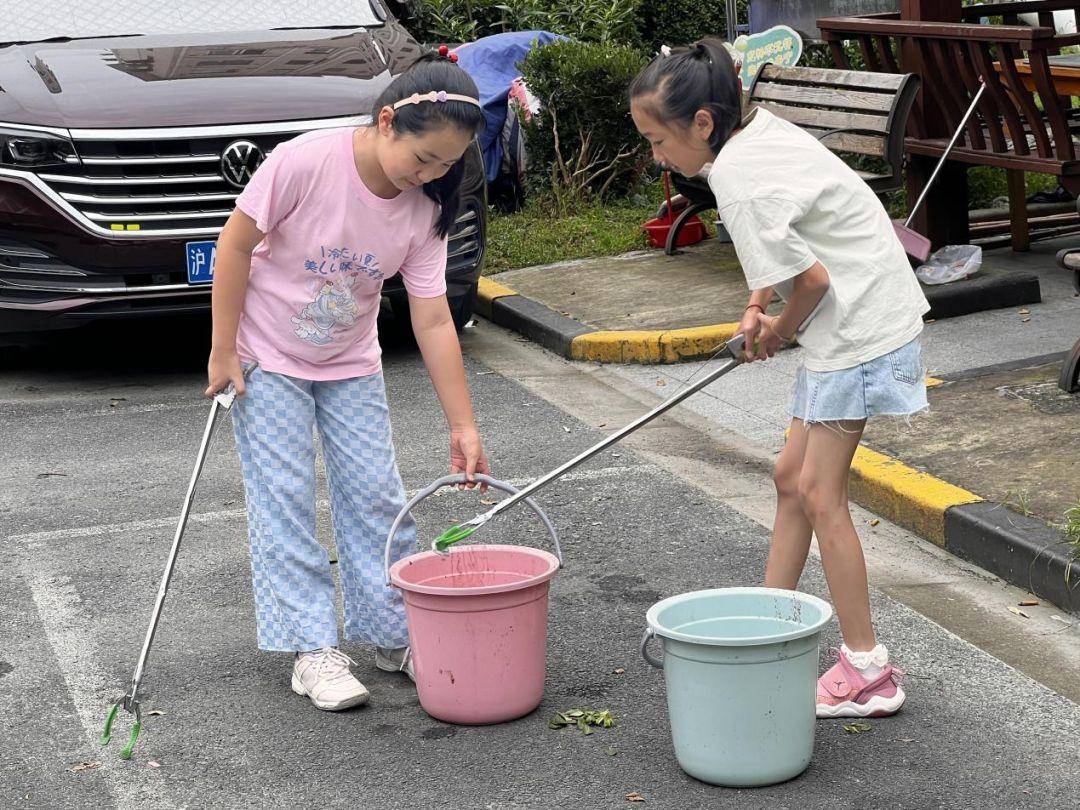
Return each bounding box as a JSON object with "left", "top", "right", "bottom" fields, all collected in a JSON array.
[
  {"left": 598, "top": 423, "right": 607, "bottom": 428},
  {"left": 480, "top": 498, "right": 497, "bottom": 505},
  {"left": 656, "top": 379, "right": 666, "bottom": 387},
  {"left": 69, "top": 761, "right": 102, "bottom": 773},
  {"left": 604, "top": 745, "right": 618, "bottom": 756},
  {"left": 563, "top": 426, "right": 571, "bottom": 433},
  {"left": 899, "top": 737, "right": 915, "bottom": 743},
  {"left": 1018, "top": 599, "right": 1039, "bottom": 607},
  {"left": 1008, "top": 606, "right": 1030, "bottom": 618},
  {"left": 146, "top": 710, "right": 165, "bottom": 717},
  {"left": 1021, "top": 317, "right": 1031, "bottom": 323},
  {"left": 1018, "top": 308, "right": 1030, "bottom": 315},
  {"left": 868, "top": 519, "right": 880, "bottom": 527},
  {"left": 147, "top": 761, "right": 161, "bottom": 769},
  {"left": 476, "top": 371, "right": 495, "bottom": 376},
  {"left": 626, "top": 793, "right": 646, "bottom": 803},
  {"left": 843, "top": 721, "right": 872, "bottom": 734},
  {"left": 613, "top": 667, "right": 625, "bottom": 675},
  {"left": 37, "top": 471, "right": 68, "bottom": 479}
]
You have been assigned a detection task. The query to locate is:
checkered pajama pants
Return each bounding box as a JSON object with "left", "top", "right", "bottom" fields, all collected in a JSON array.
[{"left": 231, "top": 368, "right": 415, "bottom": 652}]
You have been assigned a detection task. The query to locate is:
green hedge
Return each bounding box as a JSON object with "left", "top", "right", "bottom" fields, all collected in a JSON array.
[{"left": 518, "top": 39, "right": 649, "bottom": 199}]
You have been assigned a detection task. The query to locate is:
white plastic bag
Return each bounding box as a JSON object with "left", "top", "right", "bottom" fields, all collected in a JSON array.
[{"left": 915, "top": 245, "right": 982, "bottom": 285}]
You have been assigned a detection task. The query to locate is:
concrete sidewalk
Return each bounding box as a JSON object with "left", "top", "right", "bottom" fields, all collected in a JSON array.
[
  {"left": 480, "top": 238, "right": 1080, "bottom": 613},
  {"left": 2, "top": 326, "right": 1079, "bottom": 808}
]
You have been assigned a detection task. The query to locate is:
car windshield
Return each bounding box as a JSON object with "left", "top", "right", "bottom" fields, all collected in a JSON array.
[{"left": 0, "top": 0, "right": 384, "bottom": 43}]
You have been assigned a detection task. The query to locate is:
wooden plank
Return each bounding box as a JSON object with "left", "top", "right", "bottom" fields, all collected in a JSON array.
[
  {"left": 751, "top": 82, "right": 896, "bottom": 113},
  {"left": 803, "top": 127, "right": 888, "bottom": 157},
  {"left": 858, "top": 35, "right": 882, "bottom": 72},
  {"left": 1029, "top": 50, "right": 1076, "bottom": 160},
  {"left": 905, "top": 137, "right": 1076, "bottom": 173},
  {"left": 999, "top": 44, "right": 1050, "bottom": 157},
  {"left": 967, "top": 42, "right": 1011, "bottom": 153},
  {"left": 756, "top": 102, "right": 890, "bottom": 134},
  {"left": 1007, "top": 168, "right": 1031, "bottom": 251},
  {"left": 758, "top": 64, "right": 903, "bottom": 90},
  {"left": 817, "top": 17, "right": 1047, "bottom": 45},
  {"left": 928, "top": 39, "right": 983, "bottom": 149}
]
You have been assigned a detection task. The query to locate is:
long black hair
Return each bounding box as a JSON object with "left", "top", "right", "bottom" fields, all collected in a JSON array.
[
  {"left": 369, "top": 51, "right": 485, "bottom": 238},
  {"left": 628, "top": 39, "right": 742, "bottom": 154}
]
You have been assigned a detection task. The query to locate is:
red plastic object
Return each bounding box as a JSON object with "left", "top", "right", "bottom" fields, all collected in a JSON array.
[{"left": 642, "top": 171, "right": 705, "bottom": 249}]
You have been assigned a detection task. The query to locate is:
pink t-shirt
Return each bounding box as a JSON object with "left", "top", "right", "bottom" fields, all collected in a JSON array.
[{"left": 234, "top": 127, "right": 447, "bottom": 381}]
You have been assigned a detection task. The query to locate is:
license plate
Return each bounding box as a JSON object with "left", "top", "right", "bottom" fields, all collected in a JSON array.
[{"left": 186, "top": 240, "right": 217, "bottom": 285}]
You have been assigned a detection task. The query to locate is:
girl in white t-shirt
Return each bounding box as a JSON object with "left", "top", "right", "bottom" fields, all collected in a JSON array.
[
  {"left": 206, "top": 50, "right": 490, "bottom": 711},
  {"left": 630, "top": 39, "right": 930, "bottom": 719}
]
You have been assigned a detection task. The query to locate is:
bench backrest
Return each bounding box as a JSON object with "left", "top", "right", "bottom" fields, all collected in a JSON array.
[{"left": 746, "top": 63, "right": 920, "bottom": 193}]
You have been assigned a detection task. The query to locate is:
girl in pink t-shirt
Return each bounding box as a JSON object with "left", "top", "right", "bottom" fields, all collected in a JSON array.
[{"left": 205, "top": 50, "right": 488, "bottom": 711}]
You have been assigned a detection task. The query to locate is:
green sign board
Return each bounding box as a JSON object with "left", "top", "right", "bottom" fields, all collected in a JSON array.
[{"left": 726, "top": 25, "right": 804, "bottom": 87}]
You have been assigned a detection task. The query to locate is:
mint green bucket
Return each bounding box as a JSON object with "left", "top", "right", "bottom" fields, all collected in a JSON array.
[{"left": 642, "top": 587, "right": 834, "bottom": 787}]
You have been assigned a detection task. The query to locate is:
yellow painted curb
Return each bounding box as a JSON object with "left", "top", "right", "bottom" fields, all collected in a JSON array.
[
  {"left": 476, "top": 277, "right": 518, "bottom": 319},
  {"left": 925, "top": 375, "right": 945, "bottom": 388},
  {"left": 849, "top": 445, "right": 982, "bottom": 546},
  {"left": 570, "top": 323, "right": 741, "bottom": 364}
]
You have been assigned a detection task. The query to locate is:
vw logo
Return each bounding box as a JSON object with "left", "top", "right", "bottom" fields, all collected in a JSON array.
[{"left": 220, "top": 140, "right": 264, "bottom": 189}]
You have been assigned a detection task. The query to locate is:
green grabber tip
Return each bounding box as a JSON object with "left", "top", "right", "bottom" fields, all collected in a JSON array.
[
  {"left": 102, "top": 697, "right": 142, "bottom": 760},
  {"left": 433, "top": 523, "right": 478, "bottom": 552}
]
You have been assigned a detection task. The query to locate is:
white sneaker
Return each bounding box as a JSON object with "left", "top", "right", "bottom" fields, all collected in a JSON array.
[
  {"left": 375, "top": 646, "right": 415, "bottom": 682},
  {"left": 291, "top": 647, "right": 370, "bottom": 711}
]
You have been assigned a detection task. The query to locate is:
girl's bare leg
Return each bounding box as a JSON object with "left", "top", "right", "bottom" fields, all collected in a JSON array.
[
  {"left": 764, "top": 419, "right": 814, "bottom": 590},
  {"left": 799, "top": 420, "right": 875, "bottom": 651}
]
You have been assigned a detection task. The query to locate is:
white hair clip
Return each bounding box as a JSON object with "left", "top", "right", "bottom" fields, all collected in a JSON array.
[{"left": 660, "top": 45, "right": 672, "bottom": 57}]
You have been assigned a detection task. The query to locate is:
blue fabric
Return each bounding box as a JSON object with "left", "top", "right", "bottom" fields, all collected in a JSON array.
[
  {"left": 231, "top": 368, "right": 415, "bottom": 651},
  {"left": 788, "top": 338, "right": 929, "bottom": 423},
  {"left": 454, "top": 30, "right": 564, "bottom": 182}
]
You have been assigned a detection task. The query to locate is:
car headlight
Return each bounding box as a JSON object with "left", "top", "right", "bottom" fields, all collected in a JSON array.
[{"left": 0, "top": 129, "right": 78, "bottom": 168}]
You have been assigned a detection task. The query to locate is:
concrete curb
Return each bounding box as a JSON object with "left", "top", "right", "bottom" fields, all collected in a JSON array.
[
  {"left": 477, "top": 276, "right": 1077, "bottom": 614},
  {"left": 850, "top": 446, "right": 1077, "bottom": 614},
  {"left": 477, "top": 277, "right": 739, "bottom": 364}
]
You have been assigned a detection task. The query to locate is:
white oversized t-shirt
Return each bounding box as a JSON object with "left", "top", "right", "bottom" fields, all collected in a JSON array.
[{"left": 708, "top": 107, "right": 930, "bottom": 372}]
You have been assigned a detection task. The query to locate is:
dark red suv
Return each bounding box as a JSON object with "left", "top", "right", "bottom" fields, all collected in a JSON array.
[{"left": 0, "top": 2, "right": 486, "bottom": 338}]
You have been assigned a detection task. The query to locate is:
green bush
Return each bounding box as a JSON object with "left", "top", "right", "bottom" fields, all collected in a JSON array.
[
  {"left": 519, "top": 39, "right": 650, "bottom": 202},
  {"left": 635, "top": 0, "right": 747, "bottom": 51},
  {"left": 399, "top": 0, "right": 641, "bottom": 47}
]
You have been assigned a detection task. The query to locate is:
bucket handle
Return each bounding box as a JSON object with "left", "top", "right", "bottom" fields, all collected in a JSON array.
[
  {"left": 640, "top": 629, "right": 664, "bottom": 669},
  {"left": 383, "top": 473, "right": 562, "bottom": 584}
]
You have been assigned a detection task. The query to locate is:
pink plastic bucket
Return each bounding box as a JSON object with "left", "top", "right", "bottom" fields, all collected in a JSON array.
[{"left": 384, "top": 475, "right": 563, "bottom": 725}]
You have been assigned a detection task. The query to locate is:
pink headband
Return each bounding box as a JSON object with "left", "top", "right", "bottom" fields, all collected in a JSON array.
[{"left": 392, "top": 90, "right": 481, "bottom": 110}]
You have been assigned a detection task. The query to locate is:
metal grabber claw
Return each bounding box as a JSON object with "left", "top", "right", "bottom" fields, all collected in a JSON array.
[
  {"left": 101, "top": 364, "right": 255, "bottom": 759},
  {"left": 101, "top": 691, "right": 143, "bottom": 760}
]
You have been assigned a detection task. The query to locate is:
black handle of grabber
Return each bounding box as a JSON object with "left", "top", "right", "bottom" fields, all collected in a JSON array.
[{"left": 383, "top": 474, "right": 562, "bottom": 584}]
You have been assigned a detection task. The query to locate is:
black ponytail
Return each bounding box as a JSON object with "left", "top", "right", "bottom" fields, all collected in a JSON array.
[
  {"left": 628, "top": 38, "right": 742, "bottom": 153},
  {"left": 369, "top": 51, "right": 485, "bottom": 238}
]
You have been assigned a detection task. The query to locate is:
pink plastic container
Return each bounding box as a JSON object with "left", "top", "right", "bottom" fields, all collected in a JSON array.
[
  {"left": 383, "top": 474, "right": 563, "bottom": 725},
  {"left": 390, "top": 544, "right": 560, "bottom": 724}
]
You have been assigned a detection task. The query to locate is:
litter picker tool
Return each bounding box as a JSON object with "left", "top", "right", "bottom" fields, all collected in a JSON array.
[
  {"left": 432, "top": 334, "right": 746, "bottom": 552},
  {"left": 101, "top": 365, "right": 255, "bottom": 760},
  {"left": 894, "top": 78, "right": 988, "bottom": 261}
]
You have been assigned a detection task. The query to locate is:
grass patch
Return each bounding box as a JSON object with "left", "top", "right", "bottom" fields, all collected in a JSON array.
[
  {"left": 1063, "top": 503, "right": 1080, "bottom": 563},
  {"left": 483, "top": 181, "right": 699, "bottom": 274}
]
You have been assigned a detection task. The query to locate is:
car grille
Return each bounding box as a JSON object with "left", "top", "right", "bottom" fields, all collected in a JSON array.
[
  {"left": 29, "top": 122, "right": 484, "bottom": 273},
  {"left": 37, "top": 125, "right": 327, "bottom": 237}
]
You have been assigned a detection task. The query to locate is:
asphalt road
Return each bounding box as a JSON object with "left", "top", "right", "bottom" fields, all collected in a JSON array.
[{"left": 2, "top": 318, "right": 1078, "bottom": 809}]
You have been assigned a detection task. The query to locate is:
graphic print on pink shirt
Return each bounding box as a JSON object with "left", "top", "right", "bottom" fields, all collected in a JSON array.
[{"left": 291, "top": 246, "right": 383, "bottom": 346}]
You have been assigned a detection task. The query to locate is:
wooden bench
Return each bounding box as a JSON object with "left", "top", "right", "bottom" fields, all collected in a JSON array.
[
  {"left": 818, "top": 8, "right": 1080, "bottom": 251},
  {"left": 662, "top": 63, "right": 920, "bottom": 255}
]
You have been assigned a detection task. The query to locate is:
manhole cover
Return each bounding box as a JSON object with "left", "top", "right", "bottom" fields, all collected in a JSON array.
[{"left": 997, "top": 381, "right": 1080, "bottom": 414}]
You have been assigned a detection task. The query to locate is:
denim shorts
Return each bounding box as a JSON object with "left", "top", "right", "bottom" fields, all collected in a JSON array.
[{"left": 788, "top": 338, "right": 929, "bottom": 424}]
